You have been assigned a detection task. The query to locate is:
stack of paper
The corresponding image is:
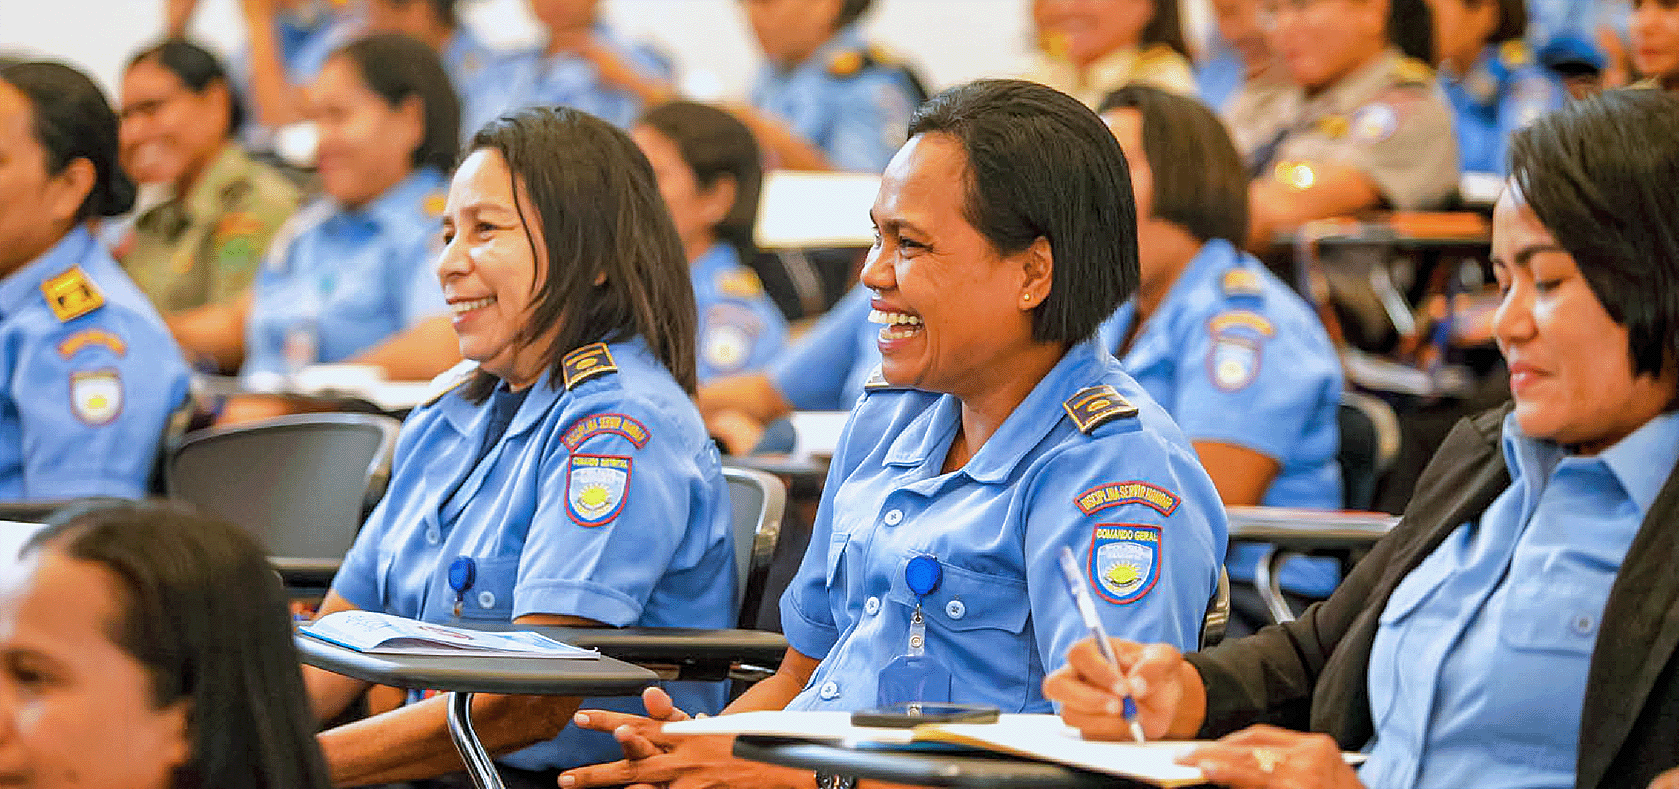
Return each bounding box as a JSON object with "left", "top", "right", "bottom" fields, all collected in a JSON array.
[{"left": 301, "top": 611, "right": 599, "bottom": 659}]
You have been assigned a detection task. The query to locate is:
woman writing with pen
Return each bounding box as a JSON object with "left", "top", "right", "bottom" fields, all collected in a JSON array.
[{"left": 1046, "top": 89, "right": 1679, "bottom": 789}]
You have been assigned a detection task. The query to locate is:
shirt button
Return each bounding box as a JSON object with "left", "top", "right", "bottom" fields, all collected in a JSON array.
[
  {"left": 864, "top": 596, "right": 881, "bottom": 615},
  {"left": 425, "top": 528, "right": 441, "bottom": 544},
  {"left": 883, "top": 509, "right": 903, "bottom": 526},
  {"left": 477, "top": 590, "right": 496, "bottom": 609},
  {"left": 818, "top": 681, "right": 840, "bottom": 700},
  {"left": 1572, "top": 614, "right": 1594, "bottom": 635},
  {"left": 945, "top": 599, "right": 966, "bottom": 620}
]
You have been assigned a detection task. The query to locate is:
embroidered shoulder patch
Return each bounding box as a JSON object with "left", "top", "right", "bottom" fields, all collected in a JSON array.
[
  {"left": 70, "top": 369, "right": 123, "bottom": 426},
  {"left": 1075, "top": 480, "right": 1181, "bottom": 517},
  {"left": 566, "top": 454, "right": 632, "bottom": 526},
  {"left": 562, "top": 343, "right": 618, "bottom": 390},
  {"left": 1063, "top": 385, "right": 1138, "bottom": 434},
  {"left": 1208, "top": 333, "right": 1263, "bottom": 392},
  {"left": 1089, "top": 524, "right": 1161, "bottom": 605},
  {"left": 41, "top": 267, "right": 105, "bottom": 322},
  {"left": 561, "top": 413, "right": 651, "bottom": 451},
  {"left": 1208, "top": 310, "right": 1275, "bottom": 337},
  {"left": 57, "top": 329, "right": 126, "bottom": 359}
]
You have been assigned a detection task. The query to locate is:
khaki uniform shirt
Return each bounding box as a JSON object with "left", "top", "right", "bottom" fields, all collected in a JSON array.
[
  {"left": 1226, "top": 48, "right": 1460, "bottom": 211},
  {"left": 119, "top": 145, "right": 300, "bottom": 313},
  {"left": 1025, "top": 43, "right": 1198, "bottom": 108}
]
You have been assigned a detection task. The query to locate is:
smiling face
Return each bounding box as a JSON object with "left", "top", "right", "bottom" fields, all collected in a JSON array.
[
  {"left": 1263, "top": 0, "right": 1387, "bottom": 91},
  {"left": 859, "top": 132, "right": 1050, "bottom": 398},
  {"left": 118, "top": 59, "right": 229, "bottom": 189},
  {"left": 0, "top": 550, "right": 190, "bottom": 789},
  {"left": 1631, "top": 0, "right": 1679, "bottom": 82},
  {"left": 308, "top": 55, "right": 422, "bottom": 209},
  {"left": 438, "top": 147, "right": 553, "bottom": 388},
  {"left": 739, "top": 0, "right": 844, "bottom": 66},
  {"left": 1490, "top": 191, "right": 1678, "bottom": 454},
  {"left": 0, "top": 83, "right": 89, "bottom": 277}
]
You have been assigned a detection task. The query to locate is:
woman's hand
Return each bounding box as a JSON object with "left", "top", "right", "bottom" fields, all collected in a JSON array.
[
  {"left": 1042, "top": 637, "right": 1206, "bottom": 740},
  {"left": 559, "top": 687, "right": 810, "bottom": 789},
  {"left": 1177, "top": 725, "right": 1362, "bottom": 789}
]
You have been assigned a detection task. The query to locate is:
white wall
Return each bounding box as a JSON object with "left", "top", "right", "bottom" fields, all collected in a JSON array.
[{"left": 0, "top": 0, "right": 1035, "bottom": 100}]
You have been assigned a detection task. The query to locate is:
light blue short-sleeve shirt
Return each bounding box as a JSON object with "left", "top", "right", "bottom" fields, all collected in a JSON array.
[
  {"left": 768, "top": 284, "right": 880, "bottom": 412},
  {"left": 1442, "top": 44, "right": 1566, "bottom": 176},
  {"left": 332, "top": 340, "right": 736, "bottom": 770},
  {"left": 242, "top": 168, "right": 449, "bottom": 378},
  {"left": 1098, "top": 239, "right": 1343, "bottom": 596},
  {"left": 462, "top": 24, "right": 672, "bottom": 133},
  {"left": 750, "top": 25, "right": 921, "bottom": 173},
  {"left": 0, "top": 227, "right": 190, "bottom": 499},
  {"left": 691, "top": 243, "right": 788, "bottom": 383},
  {"left": 779, "top": 342, "right": 1226, "bottom": 711}
]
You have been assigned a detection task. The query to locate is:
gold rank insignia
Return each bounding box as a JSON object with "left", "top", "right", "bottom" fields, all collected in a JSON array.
[
  {"left": 828, "top": 49, "right": 864, "bottom": 78},
  {"left": 562, "top": 343, "right": 618, "bottom": 390},
  {"left": 424, "top": 191, "right": 448, "bottom": 217},
  {"left": 1221, "top": 268, "right": 1264, "bottom": 298},
  {"left": 1316, "top": 114, "right": 1350, "bottom": 139},
  {"left": 1063, "top": 384, "right": 1138, "bottom": 434},
  {"left": 717, "top": 268, "right": 764, "bottom": 299},
  {"left": 1500, "top": 40, "right": 1530, "bottom": 68},
  {"left": 1392, "top": 57, "right": 1434, "bottom": 85},
  {"left": 41, "top": 267, "right": 105, "bottom": 322}
]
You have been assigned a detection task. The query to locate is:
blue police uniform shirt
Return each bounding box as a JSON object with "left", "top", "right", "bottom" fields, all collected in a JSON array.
[
  {"left": 692, "top": 243, "right": 788, "bottom": 383},
  {"left": 750, "top": 25, "right": 921, "bottom": 173},
  {"left": 768, "top": 284, "right": 880, "bottom": 411},
  {"left": 242, "top": 168, "right": 449, "bottom": 378},
  {"left": 444, "top": 26, "right": 511, "bottom": 138},
  {"left": 779, "top": 341, "right": 1227, "bottom": 711},
  {"left": 462, "top": 24, "right": 671, "bottom": 134},
  {"left": 1441, "top": 43, "right": 1566, "bottom": 175},
  {"left": 1196, "top": 37, "right": 1247, "bottom": 112},
  {"left": 1360, "top": 411, "right": 1679, "bottom": 789},
  {"left": 0, "top": 227, "right": 190, "bottom": 499},
  {"left": 1097, "top": 239, "right": 1343, "bottom": 597},
  {"left": 332, "top": 340, "right": 737, "bottom": 770}
]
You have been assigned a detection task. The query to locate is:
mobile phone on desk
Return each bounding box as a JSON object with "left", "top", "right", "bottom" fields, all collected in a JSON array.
[{"left": 849, "top": 702, "right": 1000, "bottom": 728}]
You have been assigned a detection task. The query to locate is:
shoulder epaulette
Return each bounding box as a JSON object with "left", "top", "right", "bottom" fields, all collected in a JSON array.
[
  {"left": 562, "top": 343, "right": 618, "bottom": 390},
  {"left": 423, "top": 190, "right": 448, "bottom": 218},
  {"left": 41, "top": 266, "right": 105, "bottom": 322},
  {"left": 1392, "top": 57, "right": 1434, "bottom": 86},
  {"left": 828, "top": 47, "right": 866, "bottom": 78},
  {"left": 717, "top": 267, "right": 765, "bottom": 299},
  {"left": 1136, "top": 43, "right": 1179, "bottom": 65},
  {"left": 1221, "top": 268, "right": 1264, "bottom": 298},
  {"left": 1063, "top": 385, "right": 1138, "bottom": 434},
  {"left": 1499, "top": 39, "right": 1530, "bottom": 69},
  {"left": 420, "top": 360, "right": 478, "bottom": 407}
]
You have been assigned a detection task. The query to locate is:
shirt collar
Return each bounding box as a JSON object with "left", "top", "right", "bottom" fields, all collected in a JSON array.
[
  {"left": 0, "top": 226, "right": 99, "bottom": 318},
  {"left": 692, "top": 243, "right": 736, "bottom": 279},
  {"left": 1500, "top": 410, "right": 1679, "bottom": 519},
  {"left": 1121, "top": 238, "right": 1236, "bottom": 356},
  {"left": 883, "top": 340, "right": 1111, "bottom": 484}
]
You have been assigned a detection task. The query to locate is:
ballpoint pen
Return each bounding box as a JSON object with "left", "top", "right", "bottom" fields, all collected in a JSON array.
[{"left": 1057, "top": 545, "right": 1146, "bottom": 743}]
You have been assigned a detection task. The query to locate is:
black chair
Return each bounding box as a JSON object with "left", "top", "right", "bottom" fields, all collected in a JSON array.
[{"left": 1337, "top": 391, "right": 1402, "bottom": 510}]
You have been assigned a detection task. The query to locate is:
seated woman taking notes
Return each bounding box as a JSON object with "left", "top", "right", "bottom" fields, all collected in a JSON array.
[
  {"left": 1046, "top": 89, "right": 1679, "bottom": 789},
  {"left": 560, "top": 78, "right": 1227, "bottom": 789}
]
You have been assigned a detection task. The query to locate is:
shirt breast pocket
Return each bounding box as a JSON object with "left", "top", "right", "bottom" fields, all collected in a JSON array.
[
  {"left": 885, "top": 563, "right": 1032, "bottom": 708},
  {"left": 430, "top": 555, "right": 519, "bottom": 623},
  {"left": 1498, "top": 575, "right": 1603, "bottom": 656}
]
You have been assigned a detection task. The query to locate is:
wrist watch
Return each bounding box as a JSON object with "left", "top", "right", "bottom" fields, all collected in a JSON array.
[{"left": 814, "top": 771, "right": 857, "bottom": 789}]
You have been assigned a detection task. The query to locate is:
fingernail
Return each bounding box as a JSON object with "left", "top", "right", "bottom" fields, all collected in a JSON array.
[
  {"left": 559, "top": 776, "right": 575, "bottom": 788},
  {"left": 574, "top": 713, "right": 590, "bottom": 725},
  {"left": 1130, "top": 677, "right": 1148, "bottom": 696},
  {"left": 1105, "top": 697, "right": 1120, "bottom": 715}
]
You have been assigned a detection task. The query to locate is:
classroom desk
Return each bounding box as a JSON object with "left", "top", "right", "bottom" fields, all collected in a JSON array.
[
  {"left": 1226, "top": 506, "right": 1399, "bottom": 624},
  {"left": 733, "top": 735, "right": 1149, "bottom": 789},
  {"left": 297, "top": 631, "right": 660, "bottom": 789}
]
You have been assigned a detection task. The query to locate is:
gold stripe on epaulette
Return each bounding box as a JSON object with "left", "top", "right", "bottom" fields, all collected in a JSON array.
[
  {"left": 1063, "top": 384, "right": 1138, "bottom": 434},
  {"left": 41, "top": 266, "right": 105, "bottom": 323},
  {"left": 562, "top": 343, "right": 618, "bottom": 390}
]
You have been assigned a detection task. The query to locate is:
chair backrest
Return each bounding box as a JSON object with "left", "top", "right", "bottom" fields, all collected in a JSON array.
[
  {"left": 1200, "top": 567, "right": 1231, "bottom": 650},
  {"left": 164, "top": 413, "right": 400, "bottom": 564},
  {"left": 1337, "top": 391, "right": 1403, "bottom": 510},
  {"left": 722, "top": 465, "right": 787, "bottom": 630}
]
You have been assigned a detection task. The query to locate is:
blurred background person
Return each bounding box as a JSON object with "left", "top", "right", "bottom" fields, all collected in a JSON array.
[
  {"left": 167, "top": 34, "right": 461, "bottom": 420},
  {"left": 1229, "top": 0, "right": 1458, "bottom": 249},
  {"left": 116, "top": 38, "right": 301, "bottom": 328},
  {"left": 4, "top": 501, "right": 332, "bottom": 789},
  {"left": 1629, "top": 0, "right": 1679, "bottom": 89},
  {"left": 734, "top": 0, "right": 928, "bottom": 172},
  {"left": 0, "top": 60, "right": 189, "bottom": 500},
  {"left": 360, "top": 0, "right": 507, "bottom": 136},
  {"left": 1427, "top": 0, "right": 1565, "bottom": 175},
  {"left": 307, "top": 105, "right": 735, "bottom": 786},
  {"left": 1028, "top": 0, "right": 1199, "bottom": 106},
  {"left": 1197, "top": 0, "right": 1281, "bottom": 110},
  {"left": 1097, "top": 84, "right": 1343, "bottom": 635},
  {"left": 633, "top": 101, "right": 788, "bottom": 383},
  {"left": 463, "top": 0, "right": 675, "bottom": 133}
]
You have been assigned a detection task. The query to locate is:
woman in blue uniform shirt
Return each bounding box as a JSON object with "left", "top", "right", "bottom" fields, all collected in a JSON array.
[
  {"left": 0, "top": 60, "right": 190, "bottom": 500},
  {"left": 1428, "top": 0, "right": 1565, "bottom": 174},
  {"left": 632, "top": 101, "right": 788, "bottom": 383},
  {"left": 559, "top": 79, "right": 1226, "bottom": 789},
  {"left": 169, "top": 35, "right": 463, "bottom": 419},
  {"left": 1095, "top": 85, "right": 1343, "bottom": 628},
  {"left": 1047, "top": 90, "right": 1679, "bottom": 789},
  {"left": 304, "top": 105, "right": 735, "bottom": 786}
]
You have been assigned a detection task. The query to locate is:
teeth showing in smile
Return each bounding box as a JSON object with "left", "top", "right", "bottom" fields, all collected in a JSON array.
[
  {"left": 451, "top": 297, "right": 495, "bottom": 314},
  {"left": 868, "top": 309, "right": 922, "bottom": 326}
]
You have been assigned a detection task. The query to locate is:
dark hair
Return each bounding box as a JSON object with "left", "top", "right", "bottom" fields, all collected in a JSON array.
[
  {"left": 388, "top": 0, "right": 459, "bottom": 28},
  {"left": 1388, "top": 0, "right": 1436, "bottom": 65},
  {"left": 0, "top": 60, "right": 136, "bottom": 220},
  {"left": 1473, "top": 0, "right": 1527, "bottom": 45},
  {"left": 332, "top": 33, "right": 460, "bottom": 173},
  {"left": 638, "top": 101, "right": 764, "bottom": 265},
  {"left": 836, "top": 0, "right": 875, "bottom": 29},
  {"left": 1098, "top": 85, "right": 1249, "bottom": 245},
  {"left": 126, "top": 37, "right": 246, "bottom": 134},
  {"left": 908, "top": 79, "right": 1138, "bottom": 345},
  {"left": 1141, "top": 0, "right": 1192, "bottom": 61},
  {"left": 22, "top": 501, "right": 330, "bottom": 789},
  {"left": 1508, "top": 89, "right": 1679, "bottom": 379},
  {"left": 462, "top": 106, "right": 697, "bottom": 400}
]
